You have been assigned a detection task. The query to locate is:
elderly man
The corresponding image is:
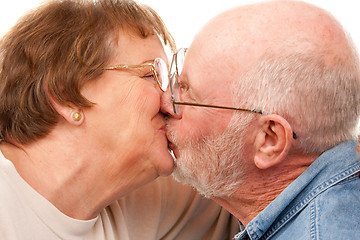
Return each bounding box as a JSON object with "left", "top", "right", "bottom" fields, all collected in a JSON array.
[{"left": 161, "top": 1, "right": 360, "bottom": 239}]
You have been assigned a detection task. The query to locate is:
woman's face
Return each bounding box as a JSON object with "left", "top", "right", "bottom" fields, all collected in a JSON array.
[{"left": 80, "top": 30, "right": 174, "bottom": 192}]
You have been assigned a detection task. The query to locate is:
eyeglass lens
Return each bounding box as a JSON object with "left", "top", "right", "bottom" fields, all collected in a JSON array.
[
  {"left": 154, "top": 58, "right": 169, "bottom": 92},
  {"left": 170, "top": 48, "right": 187, "bottom": 114}
]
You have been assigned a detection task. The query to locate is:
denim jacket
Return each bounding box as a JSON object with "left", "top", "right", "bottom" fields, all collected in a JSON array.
[{"left": 234, "top": 140, "right": 360, "bottom": 240}]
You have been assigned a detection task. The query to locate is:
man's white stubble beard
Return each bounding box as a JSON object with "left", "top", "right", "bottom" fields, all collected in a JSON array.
[{"left": 168, "top": 114, "right": 253, "bottom": 198}]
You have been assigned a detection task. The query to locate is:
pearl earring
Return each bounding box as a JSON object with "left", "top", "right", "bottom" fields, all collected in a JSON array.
[{"left": 72, "top": 112, "right": 82, "bottom": 122}]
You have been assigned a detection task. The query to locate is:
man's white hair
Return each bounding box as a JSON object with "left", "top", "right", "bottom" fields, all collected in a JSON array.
[{"left": 232, "top": 36, "right": 360, "bottom": 154}]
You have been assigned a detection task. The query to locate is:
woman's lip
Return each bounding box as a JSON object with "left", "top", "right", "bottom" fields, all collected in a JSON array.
[{"left": 159, "top": 124, "right": 166, "bottom": 132}]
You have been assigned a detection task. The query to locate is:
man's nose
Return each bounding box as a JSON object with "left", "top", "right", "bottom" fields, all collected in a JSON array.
[{"left": 160, "top": 89, "right": 182, "bottom": 119}]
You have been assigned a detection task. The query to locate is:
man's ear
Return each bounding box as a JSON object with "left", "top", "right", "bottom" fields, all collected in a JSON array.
[
  {"left": 49, "top": 94, "right": 84, "bottom": 126},
  {"left": 253, "top": 114, "right": 293, "bottom": 169}
]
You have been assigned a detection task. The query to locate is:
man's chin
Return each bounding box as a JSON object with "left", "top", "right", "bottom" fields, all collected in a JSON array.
[
  {"left": 171, "top": 157, "right": 198, "bottom": 188},
  {"left": 171, "top": 164, "right": 191, "bottom": 186}
]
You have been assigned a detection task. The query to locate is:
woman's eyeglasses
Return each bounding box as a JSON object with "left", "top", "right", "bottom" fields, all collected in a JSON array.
[{"left": 104, "top": 58, "right": 169, "bottom": 92}]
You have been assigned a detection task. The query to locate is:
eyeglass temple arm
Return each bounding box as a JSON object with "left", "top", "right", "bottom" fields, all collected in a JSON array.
[
  {"left": 172, "top": 100, "right": 297, "bottom": 139},
  {"left": 172, "top": 100, "right": 263, "bottom": 114},
  {"left": 105, "top": 62, "right": 153, "bottom": 70}
]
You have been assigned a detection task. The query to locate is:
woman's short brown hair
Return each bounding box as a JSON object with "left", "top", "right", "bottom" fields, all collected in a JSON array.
[{"left": 0, "top": 0, "right": 175, "bottom": 144}]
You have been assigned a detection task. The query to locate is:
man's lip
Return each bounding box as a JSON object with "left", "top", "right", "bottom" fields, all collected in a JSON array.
[
  {"left": 168, "top": 140, "right": 174, "bottom": 149},
  {"left": 167, "top": 140, "right": 179, "bottom": 158}
]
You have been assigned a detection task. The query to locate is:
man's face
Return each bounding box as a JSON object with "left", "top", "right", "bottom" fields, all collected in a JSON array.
[
  {"left": 166, "top": 113, "right": 253, "bottom": 198},
  {"left": 161, "top": 40, "right": 254, "bottom": 197}
]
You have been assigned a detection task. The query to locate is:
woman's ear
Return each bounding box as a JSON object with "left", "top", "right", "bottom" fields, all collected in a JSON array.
[
  {"left": 48, "top": 94, "right": 84, "bottom": 126},
  {"left": 253, "top": 114, "right": 293, "bottom": 169}
]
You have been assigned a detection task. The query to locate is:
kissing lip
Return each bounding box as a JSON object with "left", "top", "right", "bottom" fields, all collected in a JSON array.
[
  {"left": 167, "top": 140, "right": 175, "bottom": 150},
  {"left": 159, "top": 124, "right": 167, "bottom": 133},
  {"left": 169, "top": 143, "right": 179, "bottom": 159},
  {"left": 166, "top": 135, "right": 179, "bottom": 158},
  {"left": 162, "top": 122, "right": 178, "bottom": 157},
  {"left": 165, "top": 131, "right": 173, "bottom": 148}
]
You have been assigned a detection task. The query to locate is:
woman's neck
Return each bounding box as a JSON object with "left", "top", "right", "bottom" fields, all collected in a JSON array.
[{"left": 0, "top": 140, "right": 111, "bottom": 220}]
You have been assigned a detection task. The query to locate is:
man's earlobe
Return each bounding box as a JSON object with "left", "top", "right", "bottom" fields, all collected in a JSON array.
[{"left": 253, "top": 114, "right": 293, "bottom": 169}]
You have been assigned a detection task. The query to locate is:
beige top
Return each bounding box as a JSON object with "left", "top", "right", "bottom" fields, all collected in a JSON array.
[{"left": 0, "top": 150, "right": 238, "bottom": 239}]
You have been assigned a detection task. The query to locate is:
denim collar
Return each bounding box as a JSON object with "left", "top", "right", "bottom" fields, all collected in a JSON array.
[{"left": 236, "top": 140, "right": 360, "bottom": 240}]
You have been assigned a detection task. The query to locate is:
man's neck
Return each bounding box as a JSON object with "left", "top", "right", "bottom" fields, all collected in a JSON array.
[{"left": 212, "top": 154, "right": 316, "bottom": 226}]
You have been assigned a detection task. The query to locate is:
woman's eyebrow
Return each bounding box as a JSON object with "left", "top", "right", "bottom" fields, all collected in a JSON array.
[{"left": 140, "top": 59, "right": 155, "bottom": 64}]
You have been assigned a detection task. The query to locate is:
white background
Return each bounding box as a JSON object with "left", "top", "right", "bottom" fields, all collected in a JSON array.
[{"left": 0, "top": 0, "right": 359, "bottom": 51}]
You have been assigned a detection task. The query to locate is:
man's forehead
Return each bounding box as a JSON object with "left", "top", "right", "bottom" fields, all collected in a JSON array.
[{"left": 183, "top": 60, "right": 233, "bottom": 105}]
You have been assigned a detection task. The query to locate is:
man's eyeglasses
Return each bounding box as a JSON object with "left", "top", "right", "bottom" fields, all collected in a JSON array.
[
  {"left": 168, "top": 48, "right": 263, "bottom": 115},
  {"left": 104, "top": 58, "right": 169, "bottom": 92},
  {"left": 168, "top": 48, "right": 297, "bottom": 139}
]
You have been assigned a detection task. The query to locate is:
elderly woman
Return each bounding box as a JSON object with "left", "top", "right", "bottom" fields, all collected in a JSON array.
[{"left": 0, "top": 0, "right": 238, "bottom": 239}]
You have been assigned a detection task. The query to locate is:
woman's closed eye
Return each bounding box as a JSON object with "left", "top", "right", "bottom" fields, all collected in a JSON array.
[{"left": 142, "top": 72, "right": 155, "bottom": 80}]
